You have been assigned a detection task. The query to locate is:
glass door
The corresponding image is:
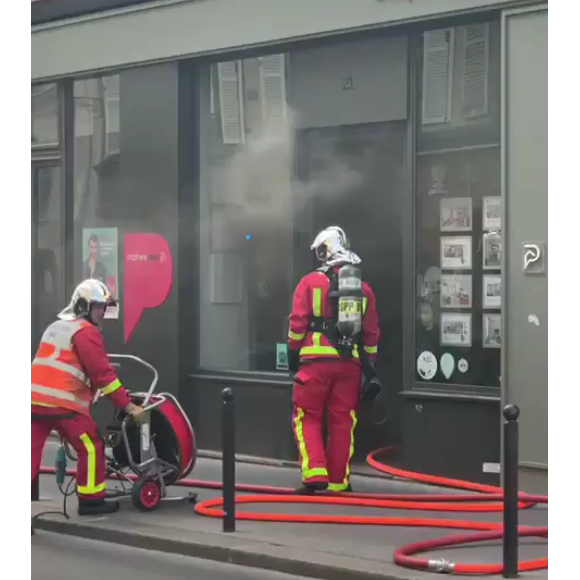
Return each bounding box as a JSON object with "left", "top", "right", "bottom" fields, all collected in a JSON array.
[{"left": 31, "top": 163, "right": 64, "bottom": 356}]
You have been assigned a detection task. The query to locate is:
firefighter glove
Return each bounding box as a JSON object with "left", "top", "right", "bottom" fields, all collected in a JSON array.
[
  {"left": 288, "top": 348, "right": 300, "bottom": 374},
  {"left": 361, "top": 377, "right": 382, "bottom": 403}
]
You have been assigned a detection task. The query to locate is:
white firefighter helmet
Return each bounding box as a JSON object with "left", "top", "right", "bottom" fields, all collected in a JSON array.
[
  {"left": 58, "top": 279, "right": 115, "bottom": 322},
  {"left": 310, "top": 226, "right": 361, "bottom": 266}
]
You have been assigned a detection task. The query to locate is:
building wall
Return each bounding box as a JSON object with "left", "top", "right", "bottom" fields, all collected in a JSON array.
[
  {"left": 503, "top": 5, "right": 548, "bottom": 473},
  {"left": 31, "top": 2, "right": 547, "bottom": 484},
  {"left": 32, "top": 0, "right": 527, "bottom": 80}
]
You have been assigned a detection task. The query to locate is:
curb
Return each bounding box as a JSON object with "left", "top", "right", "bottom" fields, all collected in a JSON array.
[{"left": 32, "top": 518, "right": 414, "bottom": 580}]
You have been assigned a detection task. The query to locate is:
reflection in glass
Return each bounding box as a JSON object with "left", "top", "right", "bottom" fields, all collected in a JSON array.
[
  {"left": 31, "top": 83, "right": 58, "bottom": 146},
  {"left": 33, "top": 166, "right": 63, "bottom": 347}
]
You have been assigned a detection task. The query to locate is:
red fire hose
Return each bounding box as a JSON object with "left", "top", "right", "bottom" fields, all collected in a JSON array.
[{"left": 39, "top": 447, "right": 548, "bottom": 575}]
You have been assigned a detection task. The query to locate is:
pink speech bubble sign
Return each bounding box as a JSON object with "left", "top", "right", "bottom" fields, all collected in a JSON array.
[{"left": 124, "top": 233, "right": 173, "bottom": 343}]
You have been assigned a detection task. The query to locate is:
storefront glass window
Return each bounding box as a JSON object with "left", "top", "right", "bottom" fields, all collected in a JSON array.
[
  {"left": 414, "top": 21, "right": 501, "bottom": 389},
  {"left": 198, "top": 58, "right": 295, "bottom": 372},
  {"left": 32, "top": 165, "right": 64, "bottom": 349},
  {"left": 73, "top": 64, "right": 180, "bottom": 361},
  {"left": 199, "top": 37, "right": 409, "bottom": 374},
  {"left": 73, "top": 74, "right": 122, "bottom": 288},
  {"left": 32, "top": 83, "right": 59, "bottom": 146}
]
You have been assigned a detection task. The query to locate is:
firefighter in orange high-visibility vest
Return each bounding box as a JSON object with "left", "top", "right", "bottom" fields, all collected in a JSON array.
[
  {"left": 288, "top": 226, "right": 381, "bottom": 494},
  {"left": 31, "top": 280, "right": 145, "bottom": 516}
]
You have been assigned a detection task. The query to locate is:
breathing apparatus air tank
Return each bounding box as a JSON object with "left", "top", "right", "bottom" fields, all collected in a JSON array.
[{"left": 336, "top": 264, "right": 363, "bottom": 340}]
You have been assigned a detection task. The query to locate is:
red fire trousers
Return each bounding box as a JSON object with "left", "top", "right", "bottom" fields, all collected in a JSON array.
[
  {"left": 291, "top": 359, "right": 360, "bottom": 491},
  {"left": 31, "top": 405, "right": 107, "bottom": 500}
]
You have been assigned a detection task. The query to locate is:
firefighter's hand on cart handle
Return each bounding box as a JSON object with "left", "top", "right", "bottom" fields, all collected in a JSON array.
[{"left": 125, "top": 403, "right": 147, "bottom": 423}]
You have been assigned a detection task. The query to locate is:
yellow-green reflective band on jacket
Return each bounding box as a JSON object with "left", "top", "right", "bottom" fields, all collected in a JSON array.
[
  {"left": 312, "top": 288, "right": 322, "bottom": 317},
  {"left": 363, "top": 297, "right": 368, "bottom": 314},
  {"left": 364, "top": 345, "right": 378, "bottom": 354},
  {"left": 293, "top": 407, "right": 328, "bottom": 481},
  {"left": 101, "top": 378, "right": 122, "bottom": 396},
  {"left": 288, "top": 330, "right": 306, "bottom": 341},
  {"left": 77, "top": 433, "right": 106, "bottom": 495}
]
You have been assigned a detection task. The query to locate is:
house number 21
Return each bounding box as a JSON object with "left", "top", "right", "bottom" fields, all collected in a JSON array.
[{"left": 342, "top": 76, "right": 354, "bottom": 90}]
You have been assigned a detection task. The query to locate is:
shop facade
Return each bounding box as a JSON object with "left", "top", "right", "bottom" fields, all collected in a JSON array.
[{"left": 31, "top": 0, "right": 548, "bottom": 492}]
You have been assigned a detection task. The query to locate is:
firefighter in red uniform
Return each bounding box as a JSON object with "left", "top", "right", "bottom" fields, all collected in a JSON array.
[
  {"left": 288, "top": 226, "right": 381, "bottom": 494},
  {"left": 31, "top": 279, "right": 145, "bottom": 516}
]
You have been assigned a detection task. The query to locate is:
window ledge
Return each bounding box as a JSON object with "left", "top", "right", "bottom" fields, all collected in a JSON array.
[
  {"left": 400, "top": 389, "right": 500, "bottom": 403},
  {"left": 189, "top": 369, "right": 292, "bottom": 389}
]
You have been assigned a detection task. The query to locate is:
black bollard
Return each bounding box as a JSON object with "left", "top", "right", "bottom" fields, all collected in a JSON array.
[
  {"left": 502, "top": 403, "right": 520, "bottom": 578},
  {"left": 32, "top": 475, "right": 39, "bottom": 502},
  {"left": 222, "top": 387, "right": 236, "bottom": 533}
]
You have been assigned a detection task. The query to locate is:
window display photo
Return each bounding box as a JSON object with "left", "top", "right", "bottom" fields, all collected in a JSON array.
[
  {"left": 483, "top": 313, "right": 501, "bottom": 348},
  {"left": 440, "top": 197, "right": 473, "bottom": 232},
  {"left": 483, "top": 196, "right": 501, "bottom": 231},
  {"left": 440, "top": 312, "right": 472, "bottom": 347},
  {"left": 440, "top": 274, "right": 472, "bottom": 308},
  {"left": 483, "top": 232, "right": 502, "bottom": 270},
  {"left": 440, "top": 236, "right": 472, "bottom": 270},
  {"left": 483, "top": 275, "right": 501, "bottom": 309}
]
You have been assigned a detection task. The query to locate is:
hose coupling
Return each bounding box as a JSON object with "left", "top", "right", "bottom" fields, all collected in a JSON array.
[{"left": 428, "top": 559, "right": 455, "bottom": 573}]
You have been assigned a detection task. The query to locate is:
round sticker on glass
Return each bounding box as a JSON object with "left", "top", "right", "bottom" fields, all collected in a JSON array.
[
  {"left": 458, "top": 358, "right": 469, "bottom": 374},
  {"left": 417, "top": 351, "right": 437, "bottom": 381}
]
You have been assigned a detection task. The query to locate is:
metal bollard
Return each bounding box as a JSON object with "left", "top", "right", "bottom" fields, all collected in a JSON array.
[
  {"left": 32, "top": 475, "right": 40, "bottom": 502},
  {"left": 222, "top": 387, "right": 236, "bottom": 533},
  {"left": 502, "top": 403, "right": 520, "bottom": 578}
]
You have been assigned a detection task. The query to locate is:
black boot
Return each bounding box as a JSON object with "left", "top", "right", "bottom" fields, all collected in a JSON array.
[
  {"left": 294, "top": 482, "right": 328, "bottom": 495},
  {"left": 78, "top": 498, "right": 120, "bottom": 516}
]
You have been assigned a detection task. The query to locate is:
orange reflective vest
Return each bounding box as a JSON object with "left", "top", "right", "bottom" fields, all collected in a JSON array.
[{"left": 31, "top": 319, "right": 94, "bottom": 416}]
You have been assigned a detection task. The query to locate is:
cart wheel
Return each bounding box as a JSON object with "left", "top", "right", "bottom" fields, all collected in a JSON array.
[{"left": 132, "top": 479, "right": 161, "bottom": 511}]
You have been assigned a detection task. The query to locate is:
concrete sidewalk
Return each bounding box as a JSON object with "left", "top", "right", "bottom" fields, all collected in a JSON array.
[{"left": 33, "top": 446, "right": 548, "bottom": 580}]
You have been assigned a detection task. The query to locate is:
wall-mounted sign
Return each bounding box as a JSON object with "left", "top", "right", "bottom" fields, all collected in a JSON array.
[
  {"left": 124, "top": 233, "right": 173, "bottom": 343},
  {"left": 523, "top": 241, "right": 547, "bottom": 275}
]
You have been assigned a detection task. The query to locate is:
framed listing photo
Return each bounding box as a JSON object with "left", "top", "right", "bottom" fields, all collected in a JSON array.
[
  {"left": 441, "top": 236, "right": 472, "bottom": 270},
  {"left": 483, "top": 313, "right": 502, "bottom": 348},
  {"left": 483, "top": 196, "right": 501, "bottom": 231},
  {"left": 440, "top": 313, "right": 472, "bottom": 347},
  {"left": 440, "top": 274, "right": 473, "bottom": 308},
  {"left": 483, "top": 232, "right": 502, "bottom": 270},
  {"left": 440, "top": 197, "right": 473, "bottom": 232},
  {"left": 483, "top": 275, "right": 501, "bottom": 309}
]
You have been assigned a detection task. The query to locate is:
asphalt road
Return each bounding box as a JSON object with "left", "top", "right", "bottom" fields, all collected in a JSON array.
[{"left": 32, "top": 532, "right": 312, "bottom": 580}]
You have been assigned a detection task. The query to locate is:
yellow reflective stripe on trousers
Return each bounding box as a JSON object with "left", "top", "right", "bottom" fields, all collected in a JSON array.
[
  {"left": 363, "top": 297, "right": 367, "bottom": 314},
  {"left": 101, "top": 378, "right": 122, "bottom": 396},
  {"left": 77, "top": 433, "right": 106, "bottom": 495},
  {"left": 364, "top": 345, "right": 378, "bottom": 354},
  {"left": 293, "top": 407, "right": 328, "bottom": 480},
  {"left": 288, "top": 330, "right": 306, "bottom": 341},
  {"left": 342, "top": 411, "right": 358, "bottom": 491},
  {"left": 327, "top": 482, "right": 349, "bottom": 492}
]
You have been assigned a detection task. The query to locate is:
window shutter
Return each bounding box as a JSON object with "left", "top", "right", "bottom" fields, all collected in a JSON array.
[
  {"left": 462, "top": 23, "right": 490, "bottom": 119},
  {"left": 259, "top": 54, "right": 287, "bottom": 124},
  {"left": 422, "top": 28, "right": 454, "bottom": 125},
  {"left": 217, "top": 61, "right": 245, "bottom": 144}
]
